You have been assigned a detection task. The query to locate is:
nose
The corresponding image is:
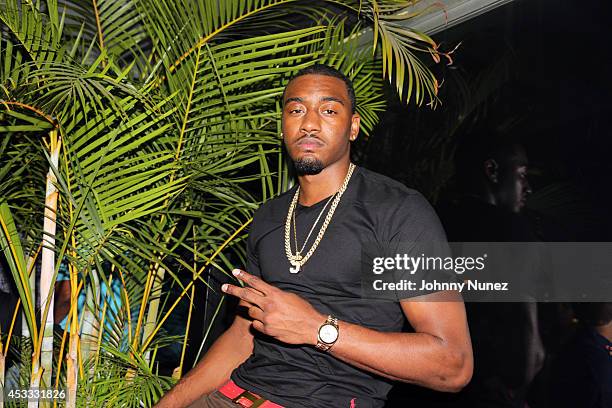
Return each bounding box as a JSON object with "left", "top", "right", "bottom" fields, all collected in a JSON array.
[
  {"left": 300, "top": 109, "right": 320, "bottom": 134},
  {"left": 524, "top": 178, "right": 532, "bottom": 195}
]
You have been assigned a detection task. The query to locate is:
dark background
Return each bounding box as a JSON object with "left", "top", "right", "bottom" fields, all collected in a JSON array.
[
  {"left": 358, "top": 1, "right": 612, "bottom": 406},
  {"left": 358, "top": 0, "right": 612, "bottom": 242}
]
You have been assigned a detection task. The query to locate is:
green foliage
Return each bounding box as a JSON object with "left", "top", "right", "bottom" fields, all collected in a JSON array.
[{"left": 0, "top": 0, "right": 444, "bottom": 405}]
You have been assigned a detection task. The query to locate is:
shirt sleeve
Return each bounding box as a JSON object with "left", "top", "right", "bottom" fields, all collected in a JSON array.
[
  {"left": 389, "top": 192, "right": 448, "bottom": 244},
  {"left": 389, "top": 192, "right": 454, "bottom": 300},
  {"left": 245, "top": 212, "right": 262, "bottom": 278}
]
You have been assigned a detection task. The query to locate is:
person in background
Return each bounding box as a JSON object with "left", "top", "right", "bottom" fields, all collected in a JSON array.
[
  {"left": 437, "top": 131, "right": 545, "bottom": 408},
  {"left": 550, "top": 303, "right": 612, "bottom": 408}
]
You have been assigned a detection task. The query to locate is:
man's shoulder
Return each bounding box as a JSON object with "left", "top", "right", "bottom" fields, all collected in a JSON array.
[
  {"left": 249, "top": 186, "right": 295, "bottom": 234},
  {"left": 355, "top": 167, "right": 446, "bottom": 241},
  {"left": 355, "top": 167, "right": 428, "bottom": 209},
  {"left": 255, "top": 186, "right": 295, "bottom": 215}
]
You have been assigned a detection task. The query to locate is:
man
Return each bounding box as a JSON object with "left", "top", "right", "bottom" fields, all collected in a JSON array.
[
  {"left": 155, "top": 64, "right": 473, "bottom": 408},
  {"left": 438, "top": 133, "right": 545, "bottom": 407},
  {"left": 551, "top": 303, "right": 612, "bottom": 408},
  {"left": 443, "top": 134, "right": 535, "bottom": 241}
]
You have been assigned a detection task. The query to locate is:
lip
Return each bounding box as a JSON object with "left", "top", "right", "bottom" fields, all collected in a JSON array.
[{"left": 296, "top": 136, "right": 324, "bottom": 150}]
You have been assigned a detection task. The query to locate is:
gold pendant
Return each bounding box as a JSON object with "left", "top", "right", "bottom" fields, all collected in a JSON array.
[{"left": 289, "top": 260, "right": 301, "bottom": 274}]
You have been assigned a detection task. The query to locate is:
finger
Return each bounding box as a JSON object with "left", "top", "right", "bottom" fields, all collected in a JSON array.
[
  {"left": 222, "top": 284, "right": 265, "bottom": 307},
  {"left": 232, "top": 269, "right": 271, "bottom": 294},
  {"left": 247, "top": 306, "right": 264, "bottom": 322},
  {"left": 236, "top": 290, "right": 267, "bottom": 316},
  {"left": 252, "top": 319, "right": 266, "bottom": 334},
  {"left": 245, "top": 286, "right": 265, "bottom": 297}
]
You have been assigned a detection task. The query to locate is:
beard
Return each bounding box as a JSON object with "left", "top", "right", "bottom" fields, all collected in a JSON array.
[{"left": 294, "top": 156, "right": 324, "bottom": 175}]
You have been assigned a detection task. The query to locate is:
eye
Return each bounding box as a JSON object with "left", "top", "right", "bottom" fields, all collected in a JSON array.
[
  {"left": 322, "top": 108, "right": 337, "bottom": 115},
  {"left": 288, "top": 107, "right": 304, "bottom": 114}
]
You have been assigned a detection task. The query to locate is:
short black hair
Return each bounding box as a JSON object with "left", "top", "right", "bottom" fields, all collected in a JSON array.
[
  {"left": 283, "top": 64, "right": 356, "bottom": 113},
  {"left": 455, "top": 129, "right": 526, "bottom": 188}
]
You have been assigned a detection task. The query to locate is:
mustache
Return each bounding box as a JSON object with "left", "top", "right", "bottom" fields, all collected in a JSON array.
[
  {"left": 297, "top": 132, "right": 319, "bottom": 140},
  {"left": 295, "top": 134, "right": 324, "bottom": 146}
]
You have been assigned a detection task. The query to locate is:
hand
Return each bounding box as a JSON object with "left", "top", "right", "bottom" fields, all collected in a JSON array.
[{"left": 222, "top": 269, "right": 325, "bottom": 346}]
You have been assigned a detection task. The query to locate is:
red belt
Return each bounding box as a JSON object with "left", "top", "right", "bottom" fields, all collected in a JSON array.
[{"left": 218, "top": 380, "right": 285, "bottom": 408}]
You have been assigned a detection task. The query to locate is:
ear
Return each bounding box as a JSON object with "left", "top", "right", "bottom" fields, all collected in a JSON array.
[
  {"left": 349, "top": 113, "right": 360, "bottom": 142},
  {"left": 484, "top": 159, "right": 499, "bottom": 183}
]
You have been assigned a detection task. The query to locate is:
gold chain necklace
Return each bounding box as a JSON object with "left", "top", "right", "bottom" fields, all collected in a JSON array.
[
  {"left": 292, "top": 193, "right": 335, "bottom": 257},
  {"left": 284, "top": 163, "right": 356, "bottom": 273}
]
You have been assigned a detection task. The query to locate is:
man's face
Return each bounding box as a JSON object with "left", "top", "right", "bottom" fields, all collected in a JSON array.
[
  {"left": 282, "top": 74, "right": 359, "bottom": 175},
  {"left": 494, "top": 148, "right": 531, "bottom": 213}
]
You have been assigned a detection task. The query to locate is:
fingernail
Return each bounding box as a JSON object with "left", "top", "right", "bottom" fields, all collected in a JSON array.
[
  {"left": 221, "top": 284, "right": 228, "bottom": 292},
  {"left": 232, "top": 269, "right": 241, "bottom": 277}
]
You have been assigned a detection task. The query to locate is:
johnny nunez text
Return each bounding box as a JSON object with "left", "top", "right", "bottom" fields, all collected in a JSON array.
[{"left": 372, "top": 279, "right": 509, "bottom": 292}]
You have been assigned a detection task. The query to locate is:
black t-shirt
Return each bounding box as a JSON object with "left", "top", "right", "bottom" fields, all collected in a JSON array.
[
  {"left": 551, "top": 327, "right": 612, "bottom": 408},
  {"left": 231, "top": 167, "right": 448, "bottom": 408}
]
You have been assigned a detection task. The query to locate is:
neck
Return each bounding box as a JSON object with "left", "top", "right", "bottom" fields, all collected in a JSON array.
[
  {"left": 480, "top": 187, "right": 497, "bottom": 207},
  {"left": 595, "top": 321, "right": 612, "bottom": 343},
  {"left": 297, "top": 160, "right": 351, "bottom": 206}
]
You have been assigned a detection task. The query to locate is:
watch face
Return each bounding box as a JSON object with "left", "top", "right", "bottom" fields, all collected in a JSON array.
[{"left": 319, "top": 324, "right": 338, "bottom": 343}]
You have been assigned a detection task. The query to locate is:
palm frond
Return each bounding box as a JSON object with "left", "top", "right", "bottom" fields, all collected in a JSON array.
[
  {"left": 0, "top": 0, "right": 64, "bottom": 68},
  {"left": 79, "top": 342, "right": 175, "bottom": 407},
  {"left": 0, "top": 202, "right": 37, "bottom": 345}
]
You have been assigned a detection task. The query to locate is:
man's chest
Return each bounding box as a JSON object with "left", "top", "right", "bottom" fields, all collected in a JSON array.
[{"left": 256, "top": 205, "right": 383, "bottom": 299}]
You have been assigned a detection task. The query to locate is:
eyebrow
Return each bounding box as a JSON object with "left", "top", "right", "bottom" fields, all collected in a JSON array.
[
  {"left": 283, "top": 96, "right": 345, "bottom": 105},
  {"left": 284, "top": 97, "right": 303, "bottom": 104},
  {"left": 321, "top": 96, "right": 344, "bottom": 105}
]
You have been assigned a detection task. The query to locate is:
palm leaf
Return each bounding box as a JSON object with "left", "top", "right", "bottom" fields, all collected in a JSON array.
[
  {"left": 0, "top": 202, "right": 38, "bottom": 346},
  {"left": 0, "top": 0, "right": 64, "bottom": 68}
]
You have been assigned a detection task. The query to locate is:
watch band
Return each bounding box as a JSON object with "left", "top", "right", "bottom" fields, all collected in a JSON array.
[{"left": 316, "top": 315, "right": 339, "bottom": 352}]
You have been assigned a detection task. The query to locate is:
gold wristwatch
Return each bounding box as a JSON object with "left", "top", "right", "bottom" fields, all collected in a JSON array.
[{"left": 316, "top": 315, "right": 339, "bottom": 352}]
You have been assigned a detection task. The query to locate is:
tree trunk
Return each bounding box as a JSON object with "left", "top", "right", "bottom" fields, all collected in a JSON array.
[
  {"left": 64, "top": 263, "right": 80, "bottom": 408},
  {"left": 142, "top": 266, "right": 165, "bottom": 363},
  {"left": 35, "top": 129, "right": 61, "bottom": 407},
  {"left": 28, "top": 356, "right": 42, "bottom": 408},
  {"left": 66, "top": 328, "right": 78, "bottom": 408},
  {"left": 80, "top": 269, "right": 100, "bottom": 364}
]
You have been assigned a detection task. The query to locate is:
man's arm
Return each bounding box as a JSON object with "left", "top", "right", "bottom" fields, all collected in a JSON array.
[
  {"left": 223, "top": 270, "right": 473, "bottom": 393},
  {"left": 522, "top": 301, "right": 545, "bottom": 386},
  {"left": 154, "top": 300, "right": 255, "bottom": 408},
  {"left": 328, "top": 291, "right": 472, "bottom": 392},
  {"left": 498, "top": 302, "right": 545, "bottom": 390}
]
